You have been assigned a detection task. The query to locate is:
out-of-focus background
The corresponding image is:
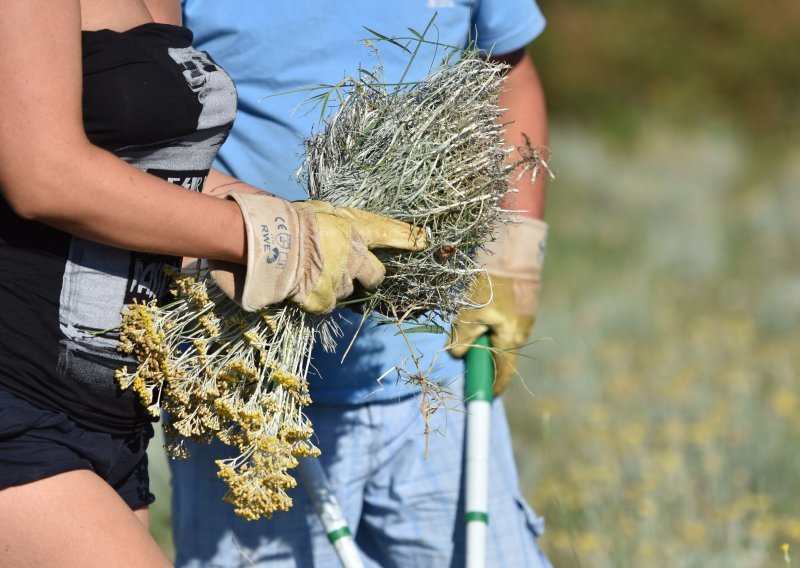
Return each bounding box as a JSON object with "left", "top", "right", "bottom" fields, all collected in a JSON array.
[
  {"left": 512, "top": 1, "right": 800, "bottom": 566},
  {"left": 149, "top": 1, "right": 800, "bottom": 565}
]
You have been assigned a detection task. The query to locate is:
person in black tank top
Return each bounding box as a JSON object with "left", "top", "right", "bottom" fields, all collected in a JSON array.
[{"left": 0, "top": 1, "right": 426, "bottom": 565}]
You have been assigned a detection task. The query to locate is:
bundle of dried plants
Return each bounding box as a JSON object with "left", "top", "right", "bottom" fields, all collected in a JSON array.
[{"left": 115, "top": 32, "right": 546, "bottom": 520}]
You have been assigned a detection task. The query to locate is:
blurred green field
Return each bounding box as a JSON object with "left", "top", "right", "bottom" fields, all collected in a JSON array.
[
  {"left": 509, "top": 3, "right": 800, "bottom": 564},
  {"left": 509, "top": 120, "right": 800, "bottom": 567},
  {"left": 149, "top": 2, "right": 800, "bottom": 565}
]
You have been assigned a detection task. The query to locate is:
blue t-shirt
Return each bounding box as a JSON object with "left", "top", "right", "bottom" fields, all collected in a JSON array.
[{"left": 182, "top": 0, "right": 546, "bottom": 404}]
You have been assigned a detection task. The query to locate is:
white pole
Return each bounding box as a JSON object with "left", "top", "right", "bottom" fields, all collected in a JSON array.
[
  {"left": 297, "top": 457, "right": 365, "bottom": 568},
  {"left": 464, "top": 335, "right": 494, "bottom": 568}
]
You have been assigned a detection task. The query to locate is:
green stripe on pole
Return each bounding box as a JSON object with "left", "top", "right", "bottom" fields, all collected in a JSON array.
[
  {"left": 465, "top": 511, "right": 489, "bottom": 524},
  {"left": 465, "top": 335, "right": 494, "bottom": 402},
  {"left": 327, "top": 526, "right": 352, "bottom": 544}
]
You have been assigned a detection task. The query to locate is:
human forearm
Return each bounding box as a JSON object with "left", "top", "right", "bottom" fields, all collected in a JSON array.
[
  {"left": 494, "top": 50, "right": 549, "bottom": 220},
  {"left": 203, "top": 168, "right": 265, "bottom": 198},
  {"left": 3, "top": 142, "right": 247, "bottom": 264}
]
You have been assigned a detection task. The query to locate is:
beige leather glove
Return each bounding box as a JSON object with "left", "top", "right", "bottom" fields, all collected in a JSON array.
[
  {"left": 448, "top": 217, "right": 547, "bottom": 395},
  {"left": 210, "top": 193, "right": 427, "bottom": 313}
]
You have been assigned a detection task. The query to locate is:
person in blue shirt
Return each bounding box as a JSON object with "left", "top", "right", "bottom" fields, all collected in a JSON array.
[{"left": 174, "top": 1, "right": 552, "bottom": 566}]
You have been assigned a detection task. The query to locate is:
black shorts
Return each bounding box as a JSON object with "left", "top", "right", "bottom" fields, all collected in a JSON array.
[{"left": 0, "top": 389, "right": 155, "bottom": 510}]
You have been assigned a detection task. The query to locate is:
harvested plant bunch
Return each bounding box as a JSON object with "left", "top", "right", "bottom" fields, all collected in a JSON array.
[
  {"left": 302, "top": 45, "right": 545, "bottom": 317},
  {"left": 117, "top": 39, "right": 546, "bottom": 520},
  {"left": 117, "top": 268, "right": 329, "bottom": 519}
]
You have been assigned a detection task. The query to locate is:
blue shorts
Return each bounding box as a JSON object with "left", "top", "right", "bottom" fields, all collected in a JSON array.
[
  {"left": 0, "top": 389, "right": 155, "bottom": 510},
  {"left": 170, "top": 378, "right": 551, "bottom": 567}
]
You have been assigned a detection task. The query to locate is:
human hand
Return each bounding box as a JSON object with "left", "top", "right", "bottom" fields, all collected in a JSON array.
[
  {"left": 447, "top": 217, "right": 547, "bottom": 395},
  {"left": 210, "top": 194, "right": 427, "bottom": 313}
]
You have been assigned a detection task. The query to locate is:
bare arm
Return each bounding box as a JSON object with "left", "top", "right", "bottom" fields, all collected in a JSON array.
[
  {"left": 204, "top": 169, "right": 266, "bottom": 198},
  {"left": 0, "top": 0, "right": 246, "bottom": 264},
  {"left": 491, "top": 49, "right": 549, "bottom": 220}
]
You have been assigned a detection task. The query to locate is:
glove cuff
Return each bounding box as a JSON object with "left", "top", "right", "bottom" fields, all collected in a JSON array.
[
  {"left": 479, "top": 216, "right": 548, "bottom": 282},
  {"left": 210, "top": 192, "right": 304, "bottom": 311}
]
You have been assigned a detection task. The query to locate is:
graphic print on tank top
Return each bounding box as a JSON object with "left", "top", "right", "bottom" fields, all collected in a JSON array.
[{"left": 58, "top": 40, "right": 236, "bottom": 405}]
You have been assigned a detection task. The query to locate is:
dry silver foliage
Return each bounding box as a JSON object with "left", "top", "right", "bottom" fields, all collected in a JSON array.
[
  {"left": 117, "top": 39, "right": 546, "bottom": 520},
  {"left": 304, "top": 45, "right": 513, "bottom": 317}
]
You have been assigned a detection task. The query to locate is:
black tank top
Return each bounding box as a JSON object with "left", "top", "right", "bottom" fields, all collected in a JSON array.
[{"left": 0, "top": 23, "right": 237, "bottom": 434}]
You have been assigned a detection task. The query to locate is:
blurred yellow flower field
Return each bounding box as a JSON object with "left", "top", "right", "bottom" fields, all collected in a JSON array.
[{"left": 510, "top": 122, "right": 800, "bottom": 567}]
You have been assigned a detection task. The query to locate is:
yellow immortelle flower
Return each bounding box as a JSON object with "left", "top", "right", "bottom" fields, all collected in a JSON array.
[
  {"left": 192, "top": 339, "right": 208, "bottom": 357},
  {"left": 261, "top": 313, "right": 278, "bottom": 333},
  {"left": 214, "top": 441, "right": 301, "bottom": 520},
  {"left": 243, "top": 329, "right": 265, "bottom": 346},
  {"left": 272, "top": 370, "right": 301, "bottom": 392},
  {"left": 227, "top": 359, "right": 258, "bottom": 380},
  {"left": 199, "top": 314, "right": 221, "bottom": 336},
  {"left": 291, "top": 441, "right": 321, "bottom": 458},
  {"left": 188, "top": 283, "right": 210, "bottom": 307},
  {"left": 117, "top": 271, "right": 323, "bottom": 521},
  {"left": 279, "top": 425, "right": 313, "bottom": 442},
  {"left": 237, "top": 408, "right": 264, "bottom": 431}
]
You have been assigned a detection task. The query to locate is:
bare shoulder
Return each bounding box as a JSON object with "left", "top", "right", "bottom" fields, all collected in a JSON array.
[
  {"left": 143, "top": 0, "right": 183, "bottom": 26},
  {"left": 79, "top": 0, "right": 180, "bottom": 32}
]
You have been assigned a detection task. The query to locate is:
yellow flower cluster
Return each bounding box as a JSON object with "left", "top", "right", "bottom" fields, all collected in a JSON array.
[
  {"left": 116, "top": 299, "right": 174, "bottom": 417},
  {"left": 117, "top": 269, "right": 323, "bottom": 520},
  {"left": 216, "top": 436, "right": 298, "bottom": 521}
]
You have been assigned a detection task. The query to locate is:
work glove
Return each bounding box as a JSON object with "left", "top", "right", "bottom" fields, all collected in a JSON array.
[
  {"left": 210, "top": 193, "right": 427, "bottom": 314},
  {"left": 447, "top": 217, "right": 547, "bottom": 395}
]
